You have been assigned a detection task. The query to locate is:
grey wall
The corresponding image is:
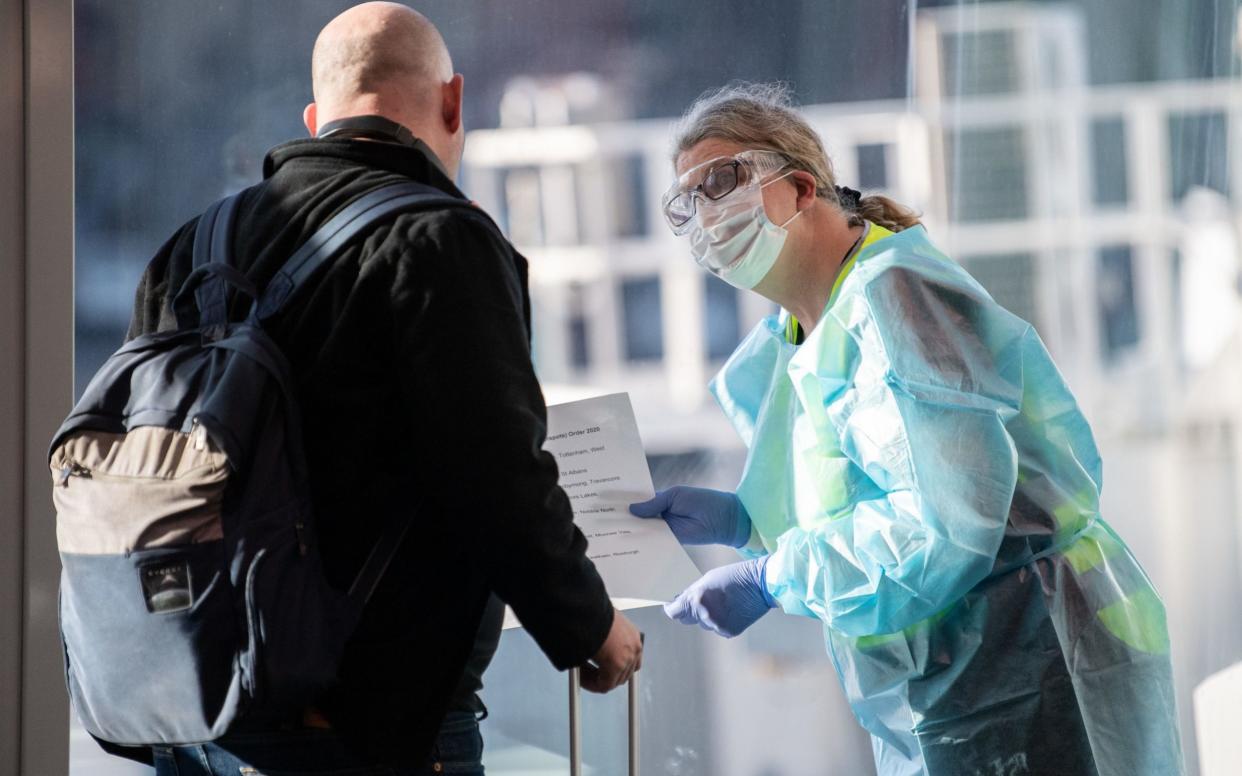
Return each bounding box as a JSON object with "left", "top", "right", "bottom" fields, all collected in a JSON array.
[
  {"left": 2, "top": 0, "right": 74, "bottom": 773},
  {"left": 1, "top": 0, "right": 28, "bottom": 764}
]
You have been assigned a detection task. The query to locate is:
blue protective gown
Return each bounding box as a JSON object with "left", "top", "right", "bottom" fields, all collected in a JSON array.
[{"left": 711, "top": 223, "right": 1183, "bottom": 776}]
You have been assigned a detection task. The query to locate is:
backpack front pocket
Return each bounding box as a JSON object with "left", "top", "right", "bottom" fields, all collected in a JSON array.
[
  {"left": 52, "top": 424, "right": 244, "bottom": 745},
  {"left": 60, "top": 540, "right": 244, "bottom": 745},
  {"left": 51, "top": 424, "right": 229, "bottom": 555}
]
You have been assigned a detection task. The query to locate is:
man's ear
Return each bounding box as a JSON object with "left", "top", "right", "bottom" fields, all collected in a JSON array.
[
  {"left": 303, "top": 103, "right": 318, "bottom": 137},
  {"left": 442, "top": 74, "right": 464, "bottom": 134}
]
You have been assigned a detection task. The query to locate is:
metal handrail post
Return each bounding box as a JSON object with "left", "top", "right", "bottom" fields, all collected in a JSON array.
[{"left": 569, "top": 667, "right": 582, "bottom": 776}]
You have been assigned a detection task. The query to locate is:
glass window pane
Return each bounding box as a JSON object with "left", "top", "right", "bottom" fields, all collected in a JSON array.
[
  {"left": 609, "top": 154, "right": 648, "bottom": 239},
  {"left": 1169, "top": 110, "right": 1230, "bottom": 202},
  {"left": 959, "top": 253, "right": 1041, "bottom": 332},
  {"left": 568, "top": 282, "right": 591, "bottom": 370},
  {"left": 620, "top": 276, "right": 663, "bottom": 362},
  {"left": 855, "top": 143, "right": 889, "bottom": 192},
  {"left": 704, "top": 275, "right": 740, "bottom": 361},
  {"left": 1091, "top": 117, "right": 1129, "bottom": 208},
  {"left": 1097, "top": 244, "right": 1141, "bottom": 361},
  {"left": 945, "top": 127, "right": 1029, "bottom": 222},
  {"left": 939, "top": 29, "right": 1021, "bottom": 97},
  {"left": 503, "top": 167, "right": 545, "bottom": 247}
]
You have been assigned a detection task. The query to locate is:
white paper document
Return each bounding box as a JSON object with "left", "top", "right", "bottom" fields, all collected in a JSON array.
[{"left": 502, "top": 392, "right": 702, "bottom": 630}]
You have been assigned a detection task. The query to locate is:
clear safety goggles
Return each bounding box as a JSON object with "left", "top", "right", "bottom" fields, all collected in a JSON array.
[{"left": 661, "top": 149, "right": 791, "bottom": 235}]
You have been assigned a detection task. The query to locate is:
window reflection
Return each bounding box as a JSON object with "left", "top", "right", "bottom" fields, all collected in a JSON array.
[
  {"left": 854, "top": 143, "right": 889, "bottom": 192},
  {"left": 704, "top": 276, "right": 741, "bottom": 363},
  {"left": 1169, "top": 111, "right": 1231, "bottom": 201},
  {"left": 946, "top": 126, "right": 1030, "bottom": 222},
  {"left": 1098, "top": 244, "right": 1141, "bottom": 362},
  {"left": 567, "top": 282, "right": 592, "bottom": 371},
  {"left": 1090, "top": 117, "right": 1129, "bottom": 208},
  {"left": 960, "top": 253, "right": 1041, "bottom": 333},
  {"left": 620, "top": 276, "right": 664, "bottom": 363}
]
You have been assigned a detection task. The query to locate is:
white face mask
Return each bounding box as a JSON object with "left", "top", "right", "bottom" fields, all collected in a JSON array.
[{"left": 688, "top": 171, "right": 801, "bottom": 290}]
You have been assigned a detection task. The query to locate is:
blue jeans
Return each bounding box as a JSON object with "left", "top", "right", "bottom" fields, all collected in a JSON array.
[
  {"left": 418, "top": 712, "right": 485, "bottom": 776},
  {"left": 151, "top": 712, "right": 484, "bottom": 776}
]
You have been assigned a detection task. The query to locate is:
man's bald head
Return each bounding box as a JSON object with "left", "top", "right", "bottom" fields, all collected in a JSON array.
[
  {"left": 304, "top": 3, "right": 465, "bottom": 176},
  {"left": 311, "top": 2, "right": 451, "bottom": 113}
]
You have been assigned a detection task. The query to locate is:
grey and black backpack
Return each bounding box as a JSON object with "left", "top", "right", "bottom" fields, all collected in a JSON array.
[{"left": 50, "top": 182, "right": 473, "bottom": 747}]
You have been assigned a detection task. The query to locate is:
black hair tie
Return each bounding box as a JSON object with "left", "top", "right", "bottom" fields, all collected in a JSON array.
[{"left": 835, "top": 185, "right": 862, "bottom": 210}]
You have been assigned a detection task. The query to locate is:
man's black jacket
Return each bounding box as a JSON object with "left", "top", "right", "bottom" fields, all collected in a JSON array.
[{"left": 126, "top": 137, "right": 614, "bottom": 763}]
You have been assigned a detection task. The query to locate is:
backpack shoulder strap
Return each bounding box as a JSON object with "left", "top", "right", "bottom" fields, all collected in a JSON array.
[
  {"left": 252, "top": 182, "right": 475, "bottom": 323},
  {"left": 187, "top": 192, "right": 245, "bottom": 328},
  {"left": 248, "top": 182, "right": 481, "bottom": 603}
]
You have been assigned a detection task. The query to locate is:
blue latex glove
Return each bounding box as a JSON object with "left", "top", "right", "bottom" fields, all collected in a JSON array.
[
  {"left": 629, "top": 486, "right": 752, "bottom": 548},
  {"left": 664, "top": 557, "right": 776, "bottom": 638}
]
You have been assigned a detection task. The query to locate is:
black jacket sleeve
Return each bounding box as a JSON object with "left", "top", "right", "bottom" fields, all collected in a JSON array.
[
  {"left": 388, "top": 210, "right": 614, "bottom": 670},
  {"left": 126, "top": 218, "right": 197, "bottom": 341}
]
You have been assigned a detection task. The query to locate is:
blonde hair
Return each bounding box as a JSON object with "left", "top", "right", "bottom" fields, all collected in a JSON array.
[{"left": 672, "top": 82, "right": 921, "bottom": 233}]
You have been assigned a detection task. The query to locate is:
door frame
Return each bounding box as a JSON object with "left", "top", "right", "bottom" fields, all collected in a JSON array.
[{"left": 0, "top": 0, "right": 75, "bottom": 772}]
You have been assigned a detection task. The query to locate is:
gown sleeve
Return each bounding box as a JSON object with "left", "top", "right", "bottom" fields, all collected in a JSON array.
[{"left": 765, "top": 261, "right": 1030, "bottom": 637}]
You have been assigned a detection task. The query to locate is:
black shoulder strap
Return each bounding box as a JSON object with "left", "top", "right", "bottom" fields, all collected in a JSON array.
[
  {"left": 188, "top": 182, "right": 480, "bottom": 604},
  {"left": 252, "top": 182, "right": 474, "bottom": 323},
  {"left": 258, "top": 182, "right": 479, "bottom": 605},
  {"left": 183, "top": 193, "right": 245, "bottom": 328},
  {"left": 348, "top": 512, "right": 417, "bottom": 607}
]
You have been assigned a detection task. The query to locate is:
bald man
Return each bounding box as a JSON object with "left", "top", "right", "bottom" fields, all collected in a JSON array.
[{"left": 124, "top": 4, "right": 642, "bottom": 774}]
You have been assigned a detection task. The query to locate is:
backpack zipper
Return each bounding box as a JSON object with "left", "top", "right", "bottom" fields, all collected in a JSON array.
[
  {"left": 190, "top": 418, "right": 209, "bottom": 452},
  {"left": 54, "top": 451, "right": 223, "bottom": 487},
  {"left": 57, "top": 461, "right": 91, "bottom": 487},
  {"left": 57, "top": 421, "right": 217, "bottom": 488}
]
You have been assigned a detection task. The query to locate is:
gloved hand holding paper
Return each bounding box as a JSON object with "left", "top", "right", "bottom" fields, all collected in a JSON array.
[{"left": 503, "top": 392, "right": 702, "bottom": 629}]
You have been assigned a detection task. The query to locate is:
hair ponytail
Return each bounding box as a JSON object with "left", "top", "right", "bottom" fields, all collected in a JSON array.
[{"left": 853, "top": 193, "right": 923, "bottom": 233}]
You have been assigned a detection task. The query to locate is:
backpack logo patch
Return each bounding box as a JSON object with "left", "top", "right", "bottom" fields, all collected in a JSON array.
[{"left": 140, "top": 561, "right": 192, "bottom": 614}]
